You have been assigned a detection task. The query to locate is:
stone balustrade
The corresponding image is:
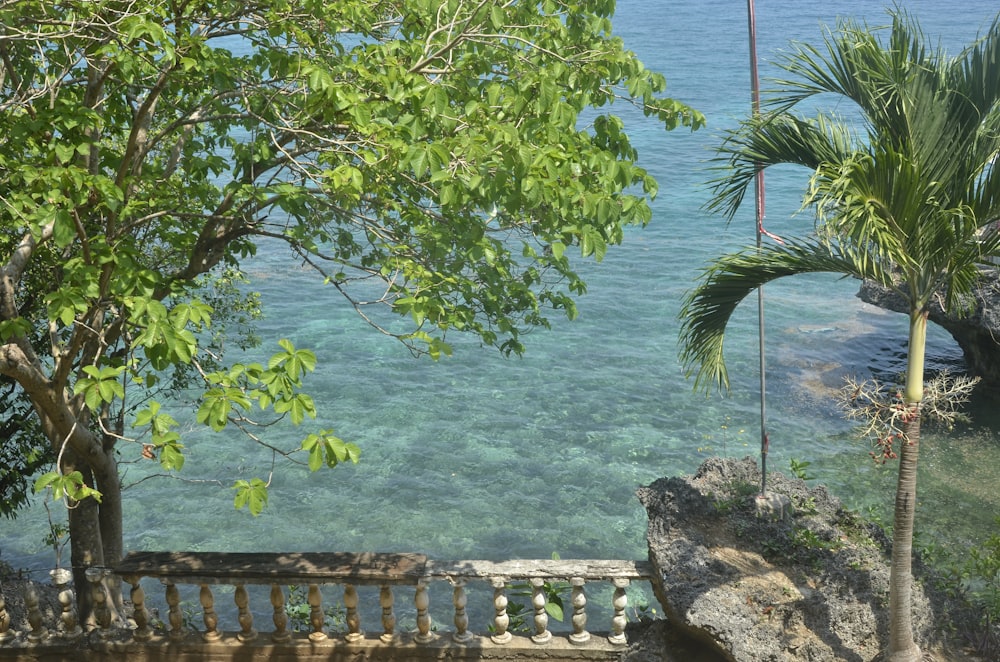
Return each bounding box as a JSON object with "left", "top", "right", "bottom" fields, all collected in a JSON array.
[{"left": 0, "top": 551, "right": 653, "bottom": 662}]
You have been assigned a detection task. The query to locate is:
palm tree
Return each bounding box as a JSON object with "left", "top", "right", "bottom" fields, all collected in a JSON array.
[{"left": 679, "top": 10, "right": 1000, "bottom": 661}]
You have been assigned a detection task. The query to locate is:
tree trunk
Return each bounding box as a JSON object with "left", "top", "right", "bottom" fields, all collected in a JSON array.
[
  {"left": 61, "top": 439, "right": 125, "bottom": 624},
  {"left": 95, "top": 446, "right": 125, "bottom": 615},
  {"left": 887, "top": 413, "right": 922, "bottom": 662},
  {"left": 887, "top": 309, "right": 927, "bottom": 662},
  {"left": 66, "top": 465, "right": 104, "bottom": 628},
  {"left": 97, "top": 430, "right": 124, "bottom": 569}
]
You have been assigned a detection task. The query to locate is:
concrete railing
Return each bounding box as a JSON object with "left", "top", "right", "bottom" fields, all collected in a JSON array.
[{"left": 0, "top": 551, "right": 654, "bottom": 661}]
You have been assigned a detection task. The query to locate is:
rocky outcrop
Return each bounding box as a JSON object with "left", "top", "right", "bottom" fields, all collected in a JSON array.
[
  {"left": 858, "top": 272, "right": 1000, "bottom": 386},
  {"left": 637, "top": 457, "right": 970, "bottom": 662}
]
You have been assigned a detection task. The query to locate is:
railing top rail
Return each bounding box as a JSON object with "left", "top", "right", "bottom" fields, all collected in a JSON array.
[
  {"left": 114, "top": 552, "right": 652, "bottom": 586},
  {"left": 115, "top": 551, "right": 428, "bottom": 585},
  {"left": 425, "top": 559, "right": 652, "bottom": 580}
]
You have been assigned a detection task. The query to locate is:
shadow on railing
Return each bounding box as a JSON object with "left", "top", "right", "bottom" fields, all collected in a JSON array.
[{"left": 0, "top": 551, "right": 653, "bottom": 661}]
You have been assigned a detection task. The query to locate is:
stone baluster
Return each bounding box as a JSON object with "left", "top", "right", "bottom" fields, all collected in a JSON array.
[
  {"left": 307, "top": 584, "right": 326, "bottom": 642},
  {"left": 379, "top": 585, "right": 397, "bottom": 643},
  {"left": 200, "top": 584, "right": 222, "bottom": 641},
  {"left": 609, "top": 578, "right": 630, "bottom": 645},
  {"left": 86, "top": 568, "right": 112, "bottom": 636},
  {"left": 489, "top": 578, "right": 511, "bottom": 644},
  {"left": 270, "top": 584, "right": 291, "bottom": 643},
  {"left": 414, "top": 579, "right": 433, "bottom": 643},
  {"left": 344, "top": 584, "right": 363, "bottom": 642},
  {"left": 0, "top": 590, "right": 12, "bottom": 643},
  {"left": 235, "top": 584, "right": 256, "bottom": 641},
  {"left": 25, "top": 581, "right": 47, "bottom": 643},
  {"left": 530, "top": 578, "right": 552, "bottom": 644},
  {"left": 124, "top": 575, "right": 150, "bottom": 642},
  {"left": 451, "top": 579, "right": 473, "bottom": 643},
  {"left": 51, "top": 568, "right": 81, "bottom": 640},
  {"left": 165, "top": 582, "right": 184, "bottom": 639},
  {"left": 568, "top": 577, "right": 590, "bottom": 644}
]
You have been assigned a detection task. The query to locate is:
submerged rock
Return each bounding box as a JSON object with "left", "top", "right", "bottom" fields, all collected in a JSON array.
[{"left": 636, "top": 457, "right": 970, "bottom": 661}]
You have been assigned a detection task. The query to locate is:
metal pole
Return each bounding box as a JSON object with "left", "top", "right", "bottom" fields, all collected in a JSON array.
[{"left": 747, "top": 0, "right": 769, "bottom": 495}]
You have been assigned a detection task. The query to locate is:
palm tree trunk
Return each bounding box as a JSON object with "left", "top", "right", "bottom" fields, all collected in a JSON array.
[
  {"left": 887, "top": 309, "right": 928, "bottom": 662},
  {"left": 888, "top": 411, "right": 922, "bottom": 661}
]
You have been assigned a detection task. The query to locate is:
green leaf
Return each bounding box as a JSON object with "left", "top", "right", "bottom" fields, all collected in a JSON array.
[
  {"left": 232, "top": 478, "right": 269, "bottom": 516},
  {"left": 33, "top": 472, "right": 61, "bottom": 494},
  {"left": 308, "top": 444, "right": 324, "bottom": 472},
  {"left": 197, "top": 388, "right": 233, "bottom": 431},
  {"left": 159, "top": 441, "right": 185, "bottom": 471},
  {"left": 291, "top": 393, "right": 316, "bottom": 424},
  {"left": 302, "top": 430, "right": 360, "bottom": 470},
  {"left": 74, "top": 365, "right": 125, "bottom": 411},
  {"left": 51, "top": 209, "right": 76, "bottom": 247},
  {"left": 133, "top": 401, "right": 180, "bottom": 437},
  {"left": 0, "top": 317, "right": 32, "bottom": 341},
  {"left": 46, "top": 289, "right": 88, "bottom": 327},
  {"left": 34, "top": 471, "right": 102, "bottom": 503},
  {"left": 489, "top": 5, "right": 504, "bottom": 30},
  {"left": 269, "top": 339, "right": 317, "bottom": 381}
]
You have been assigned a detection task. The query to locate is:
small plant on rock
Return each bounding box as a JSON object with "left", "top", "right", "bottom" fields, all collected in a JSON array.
[
  {"left": 788, "top": 458, "right": 814, "bottom": 481},
  {"left": 285, "top": 585, "right": 346, "bottom": 632},
  {"left": 963, "top": 520, "right": 1000, "bottom": 656}
]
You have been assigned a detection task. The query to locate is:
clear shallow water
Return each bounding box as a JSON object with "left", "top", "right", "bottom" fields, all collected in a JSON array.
[{"left": 4, "top": 1, "right": 1000, "bottom": 584}]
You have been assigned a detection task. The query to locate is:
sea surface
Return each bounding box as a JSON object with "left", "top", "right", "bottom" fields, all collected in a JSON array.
[{"left": 4, "top": 0, "right": 1000, "bottom": 608}]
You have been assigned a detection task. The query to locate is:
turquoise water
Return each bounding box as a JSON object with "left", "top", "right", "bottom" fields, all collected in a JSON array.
[{"left": 4, "top": 1, "right": 1000, "bottom": 581}]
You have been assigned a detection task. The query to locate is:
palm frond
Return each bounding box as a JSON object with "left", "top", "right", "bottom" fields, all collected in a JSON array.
[
  {"left": 678, "top": 239, "right": 891, "bottom": 393},
  {"left": 968, "top": 143, "right": 1000, "bottom": 221},
  {"left": 809, "top": 149, "right": 911, "bottom": 263},
  {"left": 767, "top": 12, "right": 935, "bottom": 133},
  {"left": 707, "top": 113, "right": 855, "bottom": 221},
  {"left": 951, "top": 14, "right": 1000, "bottom": 118},
  {"left": 690, "top": 6, "right": 1000, "bottom": 397},
  {"left": 767, "top": 21, "right": 885, "bottom": 116}
]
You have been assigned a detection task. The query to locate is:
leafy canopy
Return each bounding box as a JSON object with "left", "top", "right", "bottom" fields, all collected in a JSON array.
[{"left": 0, "top": 0, "right": 701, "bottom": 512}]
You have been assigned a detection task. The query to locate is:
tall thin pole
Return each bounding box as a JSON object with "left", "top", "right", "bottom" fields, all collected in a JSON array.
[{"left": 747, "top": 0, "right": 769, "bottom": 495}]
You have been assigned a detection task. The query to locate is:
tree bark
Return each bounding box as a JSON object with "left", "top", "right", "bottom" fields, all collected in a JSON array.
[
  {"left": 95, "top": 444, "right": 125, "bottom": 614},
  {"left": 887, "top": 413, "right": 922, "bottom": 662},
  {"left": 62, "top": 446, "right": 125, "bottom": 624},
  {"left": 97, "top": 454, "right": 123, "bottom": 568},
  {"left": 66, "top": 462, "right": 103, "bottom": 627},
  {"left": 887, "top": 309, "right": 927, "bottom": 662}
]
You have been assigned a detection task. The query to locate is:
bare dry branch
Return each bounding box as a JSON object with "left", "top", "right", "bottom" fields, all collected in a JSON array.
[{"left": 838, "top": 371, "right": 981, "bottom": 462}]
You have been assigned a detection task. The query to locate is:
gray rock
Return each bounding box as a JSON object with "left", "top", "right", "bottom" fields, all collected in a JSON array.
[
  {"left": 636, "top": 457, "right": 967, "bottom": 662},
  {"left": 858, "top": 272, "right": 1000, "bottom": 386}
]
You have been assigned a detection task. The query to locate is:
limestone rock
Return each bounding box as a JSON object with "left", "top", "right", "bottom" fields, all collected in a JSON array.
[
  {"left": 858, "top": 272, "right": 1000, "bottom": 386},
  {"left": 636, "top": 457, "right": 965, "bottom": 662}
]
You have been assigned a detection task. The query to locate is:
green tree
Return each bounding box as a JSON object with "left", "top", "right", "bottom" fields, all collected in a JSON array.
[
  {"left": 679, "top": 11, "right": 1000, "bottom": 661},
  {"left": 0, "top": 379, "right": 52, "bottom": 517},
  {"left": 0, "top": 0, "right": 701, "bottom": 614},
  {"left": 0, "top": 227, "right": 57, "bottom": 517}
]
